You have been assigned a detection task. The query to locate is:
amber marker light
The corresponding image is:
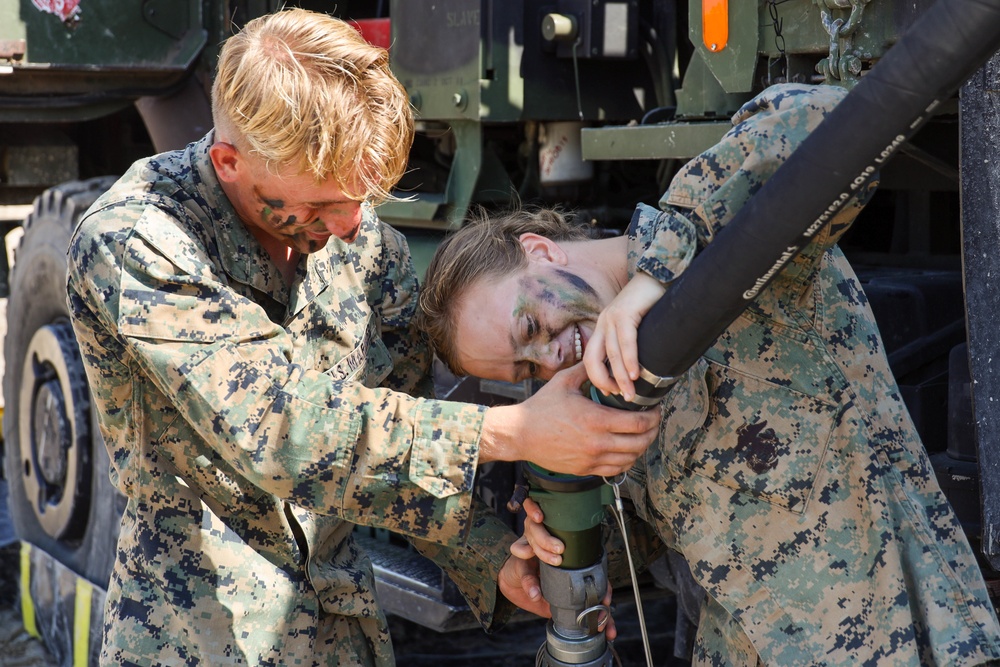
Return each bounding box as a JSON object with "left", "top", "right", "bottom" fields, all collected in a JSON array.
[{"left": 702, "top": 0, "right": 729, "bottom": 52}]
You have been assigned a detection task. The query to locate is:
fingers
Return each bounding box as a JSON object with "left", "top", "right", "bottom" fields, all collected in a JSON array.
[
  {"left": 520, "top": 569, "right": 542, "bottom": 603},
  {"left": 521, "top": 497, "right": 544, "bottom": 524},
  {"left": 522, "top": 521, "right": 564, "bottom": 567},
  {"left": 599, "top": 405, "right": 660, "bottom": 439},
  {"left": 604, "top": 323, "right": 632, "bottom": 400},
  {"left": 498, "top": 554, "right": 550, "bottom": 618},
  {"left": 602, "top": 583, "right": 617, "bottom": 640},
  {"left": 614, "top": 318, "right": 640, "bottom": 401},
  {"left": 575, "top": 420, "right": 660, "bottom": 477},
  {"left": 510, "top": 535, "right": 535, "bottom": 560},
  {"left": 584, "top": 323, "right": 638, "bottom": 401},
  {"left": 583, "top": 329, "right": 616, "bottom": 396}
]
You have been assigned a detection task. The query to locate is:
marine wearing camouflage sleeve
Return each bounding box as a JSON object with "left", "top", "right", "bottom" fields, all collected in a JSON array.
[
  {"left": 621, "top": 84, "right": 1000, "bottom": 666},
  {"left": 66, "top": 132, "right": 516, "bottom": 666}
]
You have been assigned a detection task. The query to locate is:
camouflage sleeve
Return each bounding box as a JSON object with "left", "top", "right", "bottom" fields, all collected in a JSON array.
[
  {"left": 410, "top": 499, "right": 519, "bottom": 631},
  {"left": 375, "top": 224, "right": 435, "bottom": 398},
  {"left": 67, "top": 204, "right": 488, "bottom": 548},
  {"left": 658, "top": 83, "right": 878, "bottom": 289},
  {"left": 627, "top": 202, "right": 698, "bottom": 284}
]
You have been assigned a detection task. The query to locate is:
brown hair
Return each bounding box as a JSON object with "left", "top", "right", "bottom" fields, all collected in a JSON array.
[
  {"left": 211, "top": 8, "right": 413, "bottom": 202},
  {"left": 416, "top": 207, "right": 592, "bottom": 375}
]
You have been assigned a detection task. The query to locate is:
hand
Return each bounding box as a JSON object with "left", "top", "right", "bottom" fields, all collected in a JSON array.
[
  {"left": 498, "top": 547, "right": 550, "bottom": 619},
  {"left": 519, "top": 497, "right": 565, "bottom": 567},
  {"left": 514, "top": 498, "right": 618, "bottom": 639},
  {"left": 480, "top": 364, "right": 660, "bottom": 476},
  {"left": 584, "top": 273, "right": 666, "bottom": 402}
]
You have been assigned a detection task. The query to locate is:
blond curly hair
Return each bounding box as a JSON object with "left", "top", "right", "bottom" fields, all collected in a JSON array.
[{"left": 211, "top": 8, "right": 413, "bottom": 202}]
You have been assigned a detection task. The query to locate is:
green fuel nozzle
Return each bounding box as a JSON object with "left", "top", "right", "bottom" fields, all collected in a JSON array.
[
  {"left": 522, "top": 465, "right": 616, "bottom": 665},
  {"left": 522, "top": 464, "right": 612, "bottom": 569}
]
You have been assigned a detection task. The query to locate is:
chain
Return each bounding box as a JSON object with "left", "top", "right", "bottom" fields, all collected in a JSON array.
[
  {"left": 819, "top": 0, "right": 870, "bottom": 83},
  {"left": 767, "top": 0, "right": 790, "bottom": 85}
]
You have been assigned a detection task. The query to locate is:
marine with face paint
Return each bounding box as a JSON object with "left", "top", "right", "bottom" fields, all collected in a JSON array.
[
  {"left": 65, "top": 9, "right": 659, "bottom": 666},
  {"left": 418, "top": 84, "right": 1000, "bottom": 667}
]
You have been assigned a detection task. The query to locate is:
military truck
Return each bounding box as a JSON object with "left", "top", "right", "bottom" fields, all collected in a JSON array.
[{"left": 2, "top": 0, "right": 998, "bottom": 664}]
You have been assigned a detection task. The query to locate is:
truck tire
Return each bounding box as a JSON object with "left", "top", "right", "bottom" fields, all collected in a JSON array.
[{"left": 3, "top": 176, "right": 122, "bottom": 588}]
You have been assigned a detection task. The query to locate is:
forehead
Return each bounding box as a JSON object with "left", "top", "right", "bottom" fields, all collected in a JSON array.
[
  {"left": 453, "top": 270, "right": 531, "bottom": 380},
  {"left": 244, "top": 155, "right": 360, "bottom": 202}
]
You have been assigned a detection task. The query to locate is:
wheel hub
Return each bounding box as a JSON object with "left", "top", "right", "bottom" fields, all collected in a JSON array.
[
  {"left": 18, "top": 320, "right": 91, "bottom": 541},
  {"left": 32, "top": 378, "right": 71, "bottom": 488}
]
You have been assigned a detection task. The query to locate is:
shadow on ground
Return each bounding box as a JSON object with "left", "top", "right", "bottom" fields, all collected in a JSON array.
[{"left": 389, "top": 594, "right": 690, "bottom": 667}]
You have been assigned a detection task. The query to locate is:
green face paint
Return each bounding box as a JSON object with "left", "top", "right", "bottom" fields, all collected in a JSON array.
[
  {"left": 510, "top": 267, "right": 604, "bottom": 377},
  {"left": 452, "top": 263, "right": 612, "bottom": 382},
  {"left": 516, "top": 268, "right": 602, "bottom": 337}
]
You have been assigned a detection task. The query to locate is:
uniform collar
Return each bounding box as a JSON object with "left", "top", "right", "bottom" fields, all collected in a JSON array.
[{"left": 190, "top": 131, "right": 337, "bottom": 311}]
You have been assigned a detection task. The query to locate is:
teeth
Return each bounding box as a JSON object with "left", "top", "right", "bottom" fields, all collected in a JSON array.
[{"left": 574, "top": 327, "right": 583, "bottom": 361}]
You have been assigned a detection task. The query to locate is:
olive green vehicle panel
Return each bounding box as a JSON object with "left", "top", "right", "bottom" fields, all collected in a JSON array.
[{"left": 1, "top": 0, "right": 205, "bottom": 70}]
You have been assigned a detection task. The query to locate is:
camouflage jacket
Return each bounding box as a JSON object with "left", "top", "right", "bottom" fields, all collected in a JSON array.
[
  {"left": 66, "top": 133, "right": 515, "bottom": 666},
  {"left": 623, "top": 84, "right": 1000, "bottom": 666}
]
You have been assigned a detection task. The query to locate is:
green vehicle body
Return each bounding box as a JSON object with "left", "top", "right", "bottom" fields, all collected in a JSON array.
[{"left": 1, "top": 1, "right": 994, "bottom": 663}]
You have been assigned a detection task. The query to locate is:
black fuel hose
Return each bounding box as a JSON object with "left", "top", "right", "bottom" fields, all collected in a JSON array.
[{"left": 613, "top": 0, "right": 1000, "bottom": 409}]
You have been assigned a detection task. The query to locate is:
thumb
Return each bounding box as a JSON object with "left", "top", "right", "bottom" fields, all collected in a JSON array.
[{"left": 552, "top": 362, "right": 590, "bottom": 391}]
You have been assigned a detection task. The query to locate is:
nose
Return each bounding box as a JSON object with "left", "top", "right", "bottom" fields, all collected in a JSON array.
[{"left": 531, "top": 341, "right": 566, "bottom": 379}]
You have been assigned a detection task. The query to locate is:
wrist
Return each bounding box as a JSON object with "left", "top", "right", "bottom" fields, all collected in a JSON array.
[{"left": 480, "top": 405, "right": 519, "bottom": 463}]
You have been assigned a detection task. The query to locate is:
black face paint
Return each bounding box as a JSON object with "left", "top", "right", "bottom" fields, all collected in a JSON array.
[{"left": 554, "top": 268, "right": 600, "bottom": 300}]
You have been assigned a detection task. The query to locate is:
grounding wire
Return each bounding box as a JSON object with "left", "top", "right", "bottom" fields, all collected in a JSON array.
[{"left": 604, "top": 474, "right": 653, "bottom": 667}]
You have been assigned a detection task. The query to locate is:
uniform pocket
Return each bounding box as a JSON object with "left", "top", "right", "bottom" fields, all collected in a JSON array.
[
  {"left": 323, "top": 317, "right": 393, "bottom": 388},
  {"left": 680, "top": 360, "right": 839, "bottom": 514}
]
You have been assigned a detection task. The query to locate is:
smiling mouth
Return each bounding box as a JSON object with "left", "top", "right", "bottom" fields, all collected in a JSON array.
[{"left": 574, "top": 325, "right": 583, "bottom": 362}]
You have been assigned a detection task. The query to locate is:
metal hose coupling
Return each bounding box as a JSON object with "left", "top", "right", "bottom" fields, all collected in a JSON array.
[
  {"left": 524, "top": 465, "right": 615, "bottom": 667},
  {"left": 589, "top": 365, "right": 677, "bottom": 411}
]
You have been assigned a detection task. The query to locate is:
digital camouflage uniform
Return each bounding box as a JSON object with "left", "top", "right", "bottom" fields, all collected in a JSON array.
[
  {"left": 620, "top": 84, "right": 1000, "bottom": 666},
  {"left": 66, "top": 132, "right": 516, "bottom": 666}
]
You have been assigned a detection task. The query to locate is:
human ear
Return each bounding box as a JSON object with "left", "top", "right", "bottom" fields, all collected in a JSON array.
[
  {"left": 518, "top": 233, "right": 567, "bottom": 265},
  {"left": 209, "top": 142, "right": 241, "bottom": 183}
]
